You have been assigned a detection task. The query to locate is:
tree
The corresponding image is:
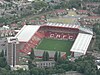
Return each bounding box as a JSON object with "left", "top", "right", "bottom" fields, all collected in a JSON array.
[
  {"left": 58, "top": 52, "right": 61, "bottom": 58},
  {"left": 28, "top": 59, "right": 33, "bottom": 70},
  {"left": 0, "top": 50, "right": 4, "bottom": 57},
  {"left": 75, "top": 55, "right": 97, "bottom": 75},
  {"left": 42, "top": 51, "right": 49, "bottom": 61},
  {"left": 30, "top": 68, "right": 39, "bottom": 75},
  {"left": 0, "top": 57, "right": 7, "bottom": 68},
  {"left": 91, "top": 68, "right": 97, "bottom": 75},
  {"left": 43, "top": 51, "right": 46, "bottom": 61},
  {"left": 54, "top": 51, "right": 58, "bottom": 62},
  {"left": 32, "top": 1, "right": 48, "bottom": 10},
  {"left": 37, "top": 68, "right": 46, "bottom": 75},
  {"left": 45, "top": 51, "right": 49, "bottom": 61},
  {"left": 57, "top": 52, "right": 64, "bottom": 64},
  {"left": 54, "top": 51, "right": 62, "bottom": 63},
  {"left": 30, "top": 48, "right": 35, "bottom": 60},
  {"left": 97, "top": 69, "right": 100, "bottom": 75},
  {"left": 59, "top": 64, "right": 70, "bottom": 71},
  {"left": 0, "top": 68, "right": 8, "bottom": 75},
  {"left": 0, "top": 50, "right": 8, "bottom": 68}
]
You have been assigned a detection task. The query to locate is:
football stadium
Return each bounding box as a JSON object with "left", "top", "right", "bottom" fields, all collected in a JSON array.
[
  {"left": 9, "top": 10, "right": 93, "bottom": 65},
  {"left": 15, "top": 24, "right": 78, "bottom": 58},
  {"left": 6, "top": 10, "right": 94, "bottom": 67},
  {"left": 14, "top": 18, "right": 93, "bottom": 60},
  {"left": 7, "top": 17, "right": 93, "bottom": 66}
]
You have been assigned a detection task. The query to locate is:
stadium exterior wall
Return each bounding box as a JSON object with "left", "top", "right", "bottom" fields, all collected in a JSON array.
[
  {"left": 34, "top": 49, "right": 66, "bottom": 59},
  {"left": 73, "top": 52, "right": 84, "bottom": 58}
]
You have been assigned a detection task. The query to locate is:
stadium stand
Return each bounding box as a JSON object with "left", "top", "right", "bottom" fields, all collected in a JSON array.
[
  {"left": 21, "top": 32, "right": 45, "bottom": 54},
  {"left": 15, "top": 25, "right": 41, "bottom": 54},
  {"left": 35, "top": 32, "right": 45, "bottom": 39},
  {"left": 45, "top": 31, "right": 77, "bottom": 40},
  {"left": 70, "top": 33, "right": 93, "bottom": 57},
  {"left": 15, "top": 25, "right": 40, "bottom": 42},
  {"left": 46, "top": 23, "right": 79, "bottom": 29}
]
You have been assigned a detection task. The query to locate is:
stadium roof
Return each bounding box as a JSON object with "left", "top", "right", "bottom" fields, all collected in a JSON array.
[
  {"left": 46, "top": 22, "right": 80, "bottom": 29},
  {"left": 79, "top": 27, "right": 93, "bottom": 34},
  {"left": 15, "top": 25, "right": 40, "bottom": 42},
  {"left": 45, "top": 22, "right": 93, "bottom": 34},
  {"left": 70, "top": 33, "right": 93, "bottom": 54}
]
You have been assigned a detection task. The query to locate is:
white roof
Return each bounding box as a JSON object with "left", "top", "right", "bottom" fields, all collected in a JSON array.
[
  {"left": 7, "top": 37, "right": 19, "bottom": 44},
  {"left": 14, "top": 30, "right": 20, "bottom": 33},
  {"left": 28, "top": 0, "right": 34, "bottom": 1},
  {"left": 70, "top": 33, "right": 93, "bottom": 54},
  {"left": 46, "top": 23, "right": 79, "bottom": 29},
  {"left": 79, "top": 27, "right": 93, "bottom": 34},
  {"left": 15, "top": 25, "right": 40, "bottom": 42},
  {"left": 97, "top": 65, "right": 100, "bottom": 70}
]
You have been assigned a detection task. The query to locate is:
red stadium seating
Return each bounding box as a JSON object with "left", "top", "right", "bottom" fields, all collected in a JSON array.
[
  {"left": 35, "top": 32, "right": 45, "bottom": 39},
  {"left": 20, "top": 32, "right": 45, "bottom": 54},
  {"left": 45, "top": 31, "right": 77, "bottom": 40}
]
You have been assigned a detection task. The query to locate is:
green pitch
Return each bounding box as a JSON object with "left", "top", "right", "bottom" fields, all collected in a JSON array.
[{"left": 36, "top": 38, "right": 74, "bottom": 55}]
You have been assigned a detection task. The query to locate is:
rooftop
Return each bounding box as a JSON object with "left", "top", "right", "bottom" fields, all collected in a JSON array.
[
  {"left": 70, "top": 33, "right": 93, "bottom": 55},
  {"left": 46, "top": 22, "right": 79, "bottom": 29},
  {"left": 15, "top": 25, "right": 40, "bottom": 42},
  {"left": 76, "top": 10, "right": 89, "bottom": 13}
]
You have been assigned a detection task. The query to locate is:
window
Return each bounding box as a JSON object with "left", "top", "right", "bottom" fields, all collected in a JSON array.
[{"left": 44, "top": 63, "right": 45, "bottom": 65}]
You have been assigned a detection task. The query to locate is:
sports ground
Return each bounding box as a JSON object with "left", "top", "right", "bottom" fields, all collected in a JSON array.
[{"left": 36, "top": 38, "right": 74, "bottom": 55}]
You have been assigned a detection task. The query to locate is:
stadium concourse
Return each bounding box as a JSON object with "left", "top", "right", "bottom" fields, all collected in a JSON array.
[{"left": 7, "top": 22, "right": 93, "bottom": 66}]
